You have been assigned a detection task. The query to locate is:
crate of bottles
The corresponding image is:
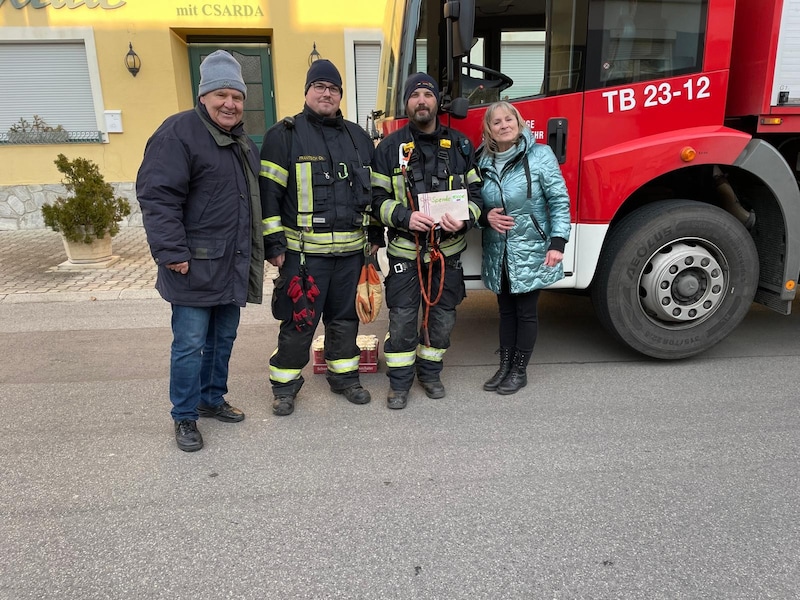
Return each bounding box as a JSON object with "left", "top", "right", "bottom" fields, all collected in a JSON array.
[{"left": 312, "top": 334, "right": 379, "bottom": 373}]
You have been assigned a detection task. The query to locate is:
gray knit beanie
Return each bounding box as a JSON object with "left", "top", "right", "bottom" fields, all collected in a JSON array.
[{"left": 198, "top": 50, "right": 247, "bottom": 98}]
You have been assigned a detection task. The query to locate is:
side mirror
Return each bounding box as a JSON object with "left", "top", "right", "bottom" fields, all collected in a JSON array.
[
  {"left": 445, "top": 0, "right": 475, "bottom": 58},
  {"left": 442, "top": 96, "right": 469, "bottom": 120}
]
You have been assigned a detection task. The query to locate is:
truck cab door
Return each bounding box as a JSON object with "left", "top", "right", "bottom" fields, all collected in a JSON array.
[{"left": 446, "top": 1, "right": 588, "bottom": 288}]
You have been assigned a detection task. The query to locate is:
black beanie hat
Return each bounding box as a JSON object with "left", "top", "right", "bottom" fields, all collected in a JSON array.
[
  {"left": 305, "top": 59, "right": 343, "bottom": 94},
  {"left": 403, "top": 72, "right": 440, "bottom": 105}
]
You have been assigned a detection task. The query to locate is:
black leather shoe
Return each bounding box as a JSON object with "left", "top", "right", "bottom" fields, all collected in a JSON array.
[
  {"left": 419, "top": 379, "right": 445, "bottom": 399},
  {"left": 198, "top": 401, "right": 245, "bottom": 422},
  {"left": 335, "top": 384, "right": 371, "bottom": 405},
  {"left": 387, "top": 389, "right": 409, "bottom": 410},
  {"left": 272, "top": 394, "right": 296, "bottom": 416},
  {"left": 174, "top": 420, "right": 203, "bottom": 452}
]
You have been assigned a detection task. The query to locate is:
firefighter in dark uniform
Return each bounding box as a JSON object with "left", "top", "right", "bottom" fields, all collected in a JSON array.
[
  {"left": 371, "top": 73, "right": 483, "bottom": 409},
  {"left": 260, "top": 60, "right": 382, "bottom": 416}
]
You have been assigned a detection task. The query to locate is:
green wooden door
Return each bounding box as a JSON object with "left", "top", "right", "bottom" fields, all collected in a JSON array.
[{"left": 189, "top": 43, "right": 276, "bottom": 146}]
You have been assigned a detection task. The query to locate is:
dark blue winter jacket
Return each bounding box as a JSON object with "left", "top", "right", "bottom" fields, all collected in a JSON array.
[{"left": 136, "top": 104, "right": 264, "bottom": 307}]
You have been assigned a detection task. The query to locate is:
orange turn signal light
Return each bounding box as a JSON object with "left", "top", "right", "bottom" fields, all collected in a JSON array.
[
  {"left": 786, "top": 280, "right": 796, "bottom": 291},
  {"left": 680, "top": 146, "right": 697, "bottom": 162},
  {"left": 761, "top": 117, "right": 783, "bottom": 126}
]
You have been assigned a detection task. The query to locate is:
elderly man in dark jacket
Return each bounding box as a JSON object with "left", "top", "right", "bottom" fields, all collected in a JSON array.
[{"left": 137, "top": 50, "right": 264, "bottom": 452}]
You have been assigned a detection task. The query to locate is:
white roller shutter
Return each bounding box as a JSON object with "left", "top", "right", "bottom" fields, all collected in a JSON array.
[
  {"left": 416, "top": 41, "right": 427, "bottom": 73},
  {"left": 0, "top": 42, "right": 97, "bottom": 133},
  {"left": 354, "top": 42, "right": 381, "bottom": 131},
  {"left": 501, "top": 43, "right": 545, "bottom": 100}
]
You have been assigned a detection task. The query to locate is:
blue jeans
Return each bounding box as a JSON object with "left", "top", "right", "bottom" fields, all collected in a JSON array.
[{"left": 169, "top": 304, "right": 241, "bottom": 422}]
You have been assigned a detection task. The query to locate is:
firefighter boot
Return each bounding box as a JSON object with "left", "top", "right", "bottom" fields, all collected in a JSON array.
[
  {"left": 419, "top": 379, "right": 446, "bottom": 399},
  {"left": 387, "top": 389, "right": 409, "bottom": 410},
  {"left": 335, "top": 384, "right": 371, "bottom": 405},
  {"left": 483, "top": 347, "right": 513, "bottom": 392},
  {"left": 497, "top": 349, "right": 529, "bottom": 395},
  {"left": 272, "top": 393, "right": 296, "bottom": 416},
  {"left": 416, "top": 361, "right": 446, "bottom": 398}
]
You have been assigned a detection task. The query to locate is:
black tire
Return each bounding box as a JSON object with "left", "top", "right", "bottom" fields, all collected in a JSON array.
[{"left": 591, "top": 200, "right": 759, "bottom": 359}]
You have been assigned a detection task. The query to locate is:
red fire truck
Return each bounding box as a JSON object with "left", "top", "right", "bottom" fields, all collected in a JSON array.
[{"left": 372, "top": 0, "right": 800, "bottom": 359}]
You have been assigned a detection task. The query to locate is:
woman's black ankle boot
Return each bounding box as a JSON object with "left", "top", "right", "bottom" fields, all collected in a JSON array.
[
  {"left": 483, "top": 347, "right": 513, "bottom": 391},
  {"left": 497, "top": 350, "right": 529, "bottom": 395}
]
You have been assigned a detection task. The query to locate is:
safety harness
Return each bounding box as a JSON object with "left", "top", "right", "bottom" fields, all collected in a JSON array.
[{"left": 398, "top": 138, "right": 459, "bottom": 346}]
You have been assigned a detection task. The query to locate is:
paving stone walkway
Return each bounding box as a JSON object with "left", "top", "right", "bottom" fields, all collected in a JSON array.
[{"left": 0, "top": 228, "right": 276, "bottom": 303}]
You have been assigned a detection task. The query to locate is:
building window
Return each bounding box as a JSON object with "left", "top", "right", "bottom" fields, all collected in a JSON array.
[
  {"left": 344, "top": 30, "right": 382, "bottom": 132},
  {"left": 0, "top": 28, "right": 105, "bottom": 144}
]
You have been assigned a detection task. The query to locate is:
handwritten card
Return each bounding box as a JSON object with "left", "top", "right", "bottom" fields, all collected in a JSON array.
[{"left": 418, "top": 189, "right": 469, "bottom": 223}]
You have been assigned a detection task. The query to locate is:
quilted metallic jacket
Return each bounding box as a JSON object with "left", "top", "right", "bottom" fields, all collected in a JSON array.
[{"left": 478, "top": 128, "right": 571, "bottom": 294}]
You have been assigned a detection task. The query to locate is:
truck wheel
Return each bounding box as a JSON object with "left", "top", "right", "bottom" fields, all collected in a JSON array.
[{"left": 591, "top": 200, "right": 759, "bottom": 359}]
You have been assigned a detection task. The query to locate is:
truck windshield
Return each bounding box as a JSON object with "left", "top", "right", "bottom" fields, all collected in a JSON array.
[
  {"left": 378, "top": 0, "right": 590, "bottom": 117},
  {"left": 377, "top": 0, "right": 708, "bottom": 119}
]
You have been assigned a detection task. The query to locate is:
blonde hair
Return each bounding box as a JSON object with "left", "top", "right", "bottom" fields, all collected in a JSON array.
[{"left": 482, "top": 101, "right": 525, "bottom": 157}]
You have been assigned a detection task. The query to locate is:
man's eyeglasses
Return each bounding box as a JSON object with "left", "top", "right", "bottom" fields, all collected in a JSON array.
[{"left": 311, "top": 82, "right": 341, "bottom": 97}]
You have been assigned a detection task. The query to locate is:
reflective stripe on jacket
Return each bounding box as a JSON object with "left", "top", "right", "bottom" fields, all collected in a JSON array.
[{"left": 259, "top": 106, "right": 377, "bottom": 258}]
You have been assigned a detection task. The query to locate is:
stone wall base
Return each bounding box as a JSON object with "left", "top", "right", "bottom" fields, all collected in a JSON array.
[{"left": 0, "top": 182, "right": 142, "bottom": 231}]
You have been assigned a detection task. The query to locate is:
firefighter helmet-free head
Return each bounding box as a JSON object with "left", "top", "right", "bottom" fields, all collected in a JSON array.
[
  {"left": 305, "top": 59, "right": 343, "bottom": 95},
  {"left": 402, "top": 72, "right": 440, "bottom": 105},
  {"left": 198, "top": 50, "right": 247, "bottom": 99}
]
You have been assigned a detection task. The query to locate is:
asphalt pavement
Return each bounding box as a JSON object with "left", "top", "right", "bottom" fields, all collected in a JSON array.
[{"left": 1, "top": 228, "right": 798, "bottom": 599}]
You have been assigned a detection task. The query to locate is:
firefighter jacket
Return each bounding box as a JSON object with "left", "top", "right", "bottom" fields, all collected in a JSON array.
[
  {"left": 137, "top": 104, "right": 264, "bottom": 307},
  {"left": 478, "top": 128, "right": 571, "bottom": 294},
  {"left": 259, "top": 105, "right": 380, "bottom": 259},
  {"left": 371, "top": 121, "right": 483, "bottom": 261}
]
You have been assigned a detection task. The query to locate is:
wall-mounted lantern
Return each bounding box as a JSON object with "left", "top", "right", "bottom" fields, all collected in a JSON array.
[
  {"left": 125, "top": 43, "right": 141, "bottom": 77},
  {"left": 308, "top": 42, "right": 321, "bottom": 67}
]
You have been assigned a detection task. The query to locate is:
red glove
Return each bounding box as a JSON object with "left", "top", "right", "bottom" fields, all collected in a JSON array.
[
  {"left": 292, "top": 307, "right": 315, "bottom": 331},
  {"left": 288, "top": 271, "right": 319, "bottom": 331},
  {"left": 287, "top": 276, "right": 304, "bottom": 302},
  {"left": 304, "top": 274, "right": 320, "bottom": 302}
]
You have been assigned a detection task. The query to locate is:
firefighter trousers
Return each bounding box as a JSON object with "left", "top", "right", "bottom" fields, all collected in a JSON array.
[
  {"left": 269, "top": 251, "right": 363, "bottom": 396},
  {"left": 383, "top": 255, "right": 466, "bottom": 392}
]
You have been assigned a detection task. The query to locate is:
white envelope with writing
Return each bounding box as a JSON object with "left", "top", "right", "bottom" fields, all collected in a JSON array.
[{"left": 418, "top": 189, "right": 469, "bottom": 223}]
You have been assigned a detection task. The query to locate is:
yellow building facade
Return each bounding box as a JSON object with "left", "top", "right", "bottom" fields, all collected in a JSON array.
[{"left": 0, "top": 0, "right": 385, "bottom": 229}]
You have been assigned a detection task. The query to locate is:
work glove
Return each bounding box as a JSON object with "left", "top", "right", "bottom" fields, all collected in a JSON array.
[
  {"left": 355, "top": 258, "right": 383, "bottom": 324},
  {"left": 287, "top": 276, "right": 305, "bottom": 303},
  {"left": 287, "top": 270, "right": 320, "bottom": 331}
]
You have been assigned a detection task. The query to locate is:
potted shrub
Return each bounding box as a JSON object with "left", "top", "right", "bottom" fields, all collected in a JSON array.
[
  {"left": 41, "top": 154, "right": 131, "bottom": 264},
  {"left": 8, "top": 115, "right": 69, "bottom": 144}
]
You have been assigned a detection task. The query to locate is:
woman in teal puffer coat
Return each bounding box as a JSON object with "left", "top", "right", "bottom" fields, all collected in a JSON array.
[{"left": 478, "top": 101, "right": 571, "bottom": 395}]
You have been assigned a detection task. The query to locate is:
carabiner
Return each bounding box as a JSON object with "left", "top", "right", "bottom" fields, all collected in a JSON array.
[{"left": 399, "top": 141, "right": 414, "bottom": 168}]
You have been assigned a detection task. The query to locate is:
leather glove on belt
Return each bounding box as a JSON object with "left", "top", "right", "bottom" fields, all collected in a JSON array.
[{"left": 355, "top": 258, "right": 383, "bottom": 324}]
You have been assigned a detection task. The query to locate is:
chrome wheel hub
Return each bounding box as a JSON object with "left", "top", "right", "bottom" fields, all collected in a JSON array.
[{"left": 640, "top": 241, "right": 726, "bottom": 323}]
